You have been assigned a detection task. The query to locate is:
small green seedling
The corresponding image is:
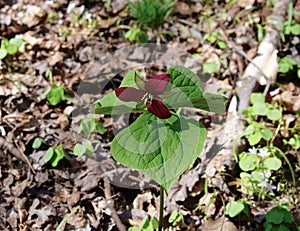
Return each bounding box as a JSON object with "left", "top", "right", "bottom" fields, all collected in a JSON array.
[
  {"left": 225, "top": 199, "right": 250, "bottom": 218},
  {"left": 44, "top": 145, "right": 71, "bottom": 167},
  {"left": 128, "top": 217, "right": 159, "bottom": 231},
  {"left": 77, "top": 117, "right": 106, "bottom": 139},
  {"left": 203, "top": 31, "right": 228, "bottom": 49},
  {"left": 242, "top": 93, "right": 281, "bottom": 146},
  {"left": 203, "top": 61, "right": 220, "bottom": 74},
  {"left": 168, "top": 211, "right": 184, "bottom": 227},
  {"left": 0, "top": 37, "right": 23, "bottom": 60},
  {"left": 238, "top": 146, "right": 282, "bottom": 199},
  {"left": 73, "top": 141, "right": 94, "bottom": 157},
  {"left": 129, "top": 0, "right": 174, "bottom": 31},
  {"left": 278, "top": 57, "right": 300, "bottom": 78},
  {"left": 125, "top": 27, "right": 148, "bottom": 43},
  {"left": 44, "top": 69, "right": 73, "bottom": 106},
  {"left": 32, "top": 137, "right": 48, "bottom": 149}
]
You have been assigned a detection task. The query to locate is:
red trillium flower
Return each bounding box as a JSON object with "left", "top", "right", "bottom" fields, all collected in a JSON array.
[{"left": 115, "top": 73, "right": 172, "bottom": 119}]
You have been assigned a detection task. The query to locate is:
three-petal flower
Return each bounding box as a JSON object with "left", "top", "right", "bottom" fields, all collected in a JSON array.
[{"left": 115, "top": 74, "right": 171, "bottom": 119}]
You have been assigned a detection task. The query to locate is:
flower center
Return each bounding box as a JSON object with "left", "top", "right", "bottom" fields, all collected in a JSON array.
[{"left": 141, "top": 92, "right": 153, "bottom": 104}]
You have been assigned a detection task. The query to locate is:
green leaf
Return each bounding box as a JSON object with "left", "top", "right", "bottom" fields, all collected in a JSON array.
[
  {"left": 253, "top": 102, "right": 268, "bottom": 116},
  {"left": 44, "top": 147, "right": 54, "bottom": 163},
  {"left": 73, "top": 142, "right": 93, "bottom": 157},
  {"left": 278, "top": 224, "right": 290, "bottom": 231},
  {"left": 78, "top": 117, "right": 105, "bottom": 138},
  {"left": 32, "top": 137, "right": 47, "bottom": 149},
  {"left": 225, "top": 201, "right": 245, "bottom": 217},
  {"left": 111, "top": 112, "right": 206, "bottom": 193},
  {"left": 261, "top": 128, "right": 273, "bottom": 141},
  {"left": 149, "top": 217, "right": 159, "bottom": 229},
  {"left": 217, "top": 40, "right": 227, "bottom": 49},
  {"left": 44, "top": 145, "right": 71, "bottom": 167},
  {"left": 239, "top": 154, "right": 259, "bottom": 171},
  {"left": 248, "top": 130, "right": 262, "bottom": 146},
  {"left": 9, "top": 38, "right": 23, "bottom": 48},
  {"left": 46, "top": 84, "right": 65, "bottom": 106},
  {"left": 6, "top": 43, "right": 18, "bottom": 55},
  {"left": 0, "top": 48, "right": 7, "bottom": 60},
  {"left": 165, "top": 66, "right": 226, "bottom": 114},
  {"left": 250, "top": 93, "right": 265, "bottom": 104},
  {"left": 267, "top": 109, "right": 281, "bottom": 121},
  {"left": 94, "top": 70, "right": 146, "bottom": 115},
  {"left": 203, "top": 61, "right": 219, "bottom": 74},
  {"left": 266, "top": 207, "right": 284, "bottom": 224},
  {"left": 264, "top": 157, "right": 282, "bottom": 170}
]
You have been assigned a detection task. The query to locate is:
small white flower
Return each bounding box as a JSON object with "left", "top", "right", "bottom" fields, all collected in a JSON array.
[
  {"left": 258, "top": 180, "right": 267, "bottom": 188},
  {"left": 258, "top": 148, "right": 270, "bottom": 158},
  {"left": 67, "top": 2, "right": 77, "bottom": 14},
  {"left": 264, "top": 170, "right": 271, "bottom": 178},
  {"left": 267, "top": 180, "right": 277, "bottom": 193},
  {"left": 270, "top": 88, "right": 281, "bottom": 97},
  {"left": 84, "top": 11, "right": 92, "bottom": 22},
  {"left": 0, "top": 61, "right": 3, "bottom": 69},
  {"left": 73, "top": 5, "right": 85, "bottom": 15},
  {"left": 258, "top": 179, "right": 276, "bottom": 193},
  {"left": 248, "top": 147, "right": 257, "bottom": 154}
]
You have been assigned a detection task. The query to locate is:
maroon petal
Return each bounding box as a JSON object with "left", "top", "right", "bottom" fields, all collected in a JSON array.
[
  {"left": 115, "top": 87, "right": 145, "bottom": 102},
  {"left": 145, "top": 74, "right": 170, "bottom": 96},
  {"left": 146, "top": 99, "right": 171, "bottom": 119}
]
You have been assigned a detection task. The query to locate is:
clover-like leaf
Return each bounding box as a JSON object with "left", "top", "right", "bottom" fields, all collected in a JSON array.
[
  {"left": 225, "top": 201, "right": 245, "bottom": 218},
  {"left": 264, "top": 157, "right": 282, "bottom": 170},
  {"left": 239, "top": 153, "right": 259, "bottom": 171}
]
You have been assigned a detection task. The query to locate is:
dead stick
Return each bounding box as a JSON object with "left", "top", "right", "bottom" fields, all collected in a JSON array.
[{"left": 103, "top": 179, "right": 126, "bottom": 231}]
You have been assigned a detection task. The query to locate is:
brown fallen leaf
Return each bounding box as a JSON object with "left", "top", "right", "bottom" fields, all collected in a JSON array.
[{"left": 198, "top": 216, "right": 238, "bottom": 231}]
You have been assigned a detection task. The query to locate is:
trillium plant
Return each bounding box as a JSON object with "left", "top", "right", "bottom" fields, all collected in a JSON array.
[{"left": 94, "top": 65, "right": 225, "bottom": 230}]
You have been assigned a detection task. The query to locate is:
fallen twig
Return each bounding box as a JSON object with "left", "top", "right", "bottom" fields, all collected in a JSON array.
[{"left": 103, "top": 178, "right": 127, "bottom": 231}]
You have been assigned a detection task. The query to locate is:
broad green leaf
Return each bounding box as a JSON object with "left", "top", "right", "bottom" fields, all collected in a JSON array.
[
  {"left": 120, "top": 70, "right": 143, "bottom": 88},
  {"left": 239, "top": 154, "right": 259, "bottom": 171},
  {"left": 267, "top": 109, "right": 281, "bottom": 121},
  {"left": 266, "top": 207, "right": 284, "bottom": 224},
  {"left": 165, "top": 66, "right": 226, "bottom": 114},
  {"left": 250, "top": 93, "right": 265, "bottom": 104},
  {"left": 111, "top": 112, "right": 206, "bottom": 193},
  {"left": 46, "top": 84, "right": 65, "bottom": 106},
  {"left": 225, "top": 201, "right": 245, "bottom": 217},
  {"left": 94, "top": 91, "right": 145, "bottom": 114},
  {"left": 94, "top": 70, "right": 146, "bottom": 115},
  {"left": 0, "top": 48, "right": 7, "bottom": 60},
  {"left": 264, "top": 157, "right": 282, "bottom": 170}
]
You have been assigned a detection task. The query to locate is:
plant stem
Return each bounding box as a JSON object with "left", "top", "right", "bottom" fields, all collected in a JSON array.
[{"left": 159, "top": 185, "right": 164, "bottom": 231}]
